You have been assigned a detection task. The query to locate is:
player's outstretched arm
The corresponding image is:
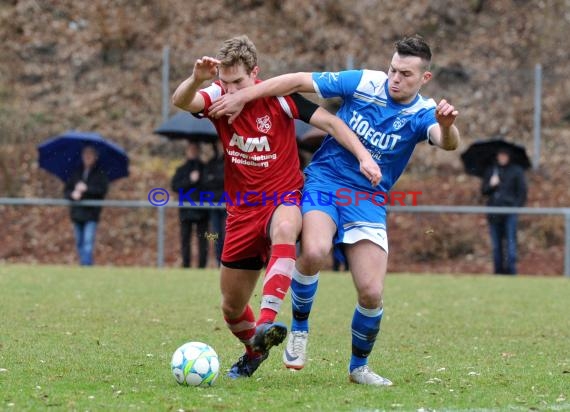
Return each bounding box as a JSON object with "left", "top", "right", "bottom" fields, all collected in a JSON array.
[
  {"left": 172, "top": 56, "right": 220, "bottom": 113},
  {"left": 309, "top": 107, "right": 381, "bottom": 187},
  {"left": 429, "top": 99, "right": 460, "bottom": 150},
  {"left": 209, "top": 73, "right": 315, "bottom": 123}
]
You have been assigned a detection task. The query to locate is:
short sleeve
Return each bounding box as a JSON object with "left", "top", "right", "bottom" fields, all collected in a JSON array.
[
  {"left": 413, "top": 107, "right": 437, "bottom": 144},
  {"left": 198, "top": 82, "right": 224, "bottom": 113},
  {"left": 311, "top": 70, "right": 363, "bottom": 100}
]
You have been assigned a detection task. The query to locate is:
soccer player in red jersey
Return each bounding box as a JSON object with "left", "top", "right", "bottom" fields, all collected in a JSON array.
[{"left": 172, "top": 35, "right": 380, "bottom": 378}]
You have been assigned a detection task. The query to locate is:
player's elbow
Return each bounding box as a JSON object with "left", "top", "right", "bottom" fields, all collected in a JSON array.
[
  {"left": 317, "top": 118, "right": 335, "bottom": 136},
  {"left": 442, "top": 140, "right": 459, "bottom": 151},
  {"left": 172, "top": 95, "right": 197, "bottom": 113},
  {"left": 171, "top": 93, "right": 184, "bottom": 109},
  {"left": 171, "top": 95, "right": 181, "bottom": 108}
]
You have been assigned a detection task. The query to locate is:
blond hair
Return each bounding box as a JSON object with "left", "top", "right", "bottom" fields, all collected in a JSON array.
[{"left": 216, "top": 35, "right": 258, "bottom": 74}]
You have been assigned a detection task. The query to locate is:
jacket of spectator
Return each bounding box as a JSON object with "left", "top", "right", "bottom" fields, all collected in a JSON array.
[
  {"left": 481, "top": 163, "right": 527, "bottom": 208},
  {"left": 64, "top": 165, "right": 109, "bottom": 222}
]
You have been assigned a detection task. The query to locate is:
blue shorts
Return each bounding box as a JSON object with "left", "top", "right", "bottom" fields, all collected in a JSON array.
[{"left": 300, "top": 178, "right": 388, "bottom": 263}]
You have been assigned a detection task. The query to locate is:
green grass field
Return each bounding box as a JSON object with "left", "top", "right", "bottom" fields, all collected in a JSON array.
[{"left": 1, "top": 265, "right": 569, "bottom": 411}]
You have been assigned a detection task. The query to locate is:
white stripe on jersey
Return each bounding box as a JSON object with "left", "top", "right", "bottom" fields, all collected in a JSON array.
[
  {"left": 312, "top": 80, "right": 324, "bottom": 99},
  {"left": 356, "top": 70, "right": 389, "bottom": 99},
  {"left": 353, "top": 91, "right": 387, "bottom": 107},
  {"left": 427, "top": 123, "right": 438, "bottom": 144},
  {"left": 200, "top": 83, "right": 223, "bottom": 102},
  {"left": 343, "top": 221, "right": 386, "bottom": 230},
  {"left": 276, "top": 96, "right": 293, "bottom": 118},
  {"left": 402, "top": 94, "right": 437, "bottom": 114}
]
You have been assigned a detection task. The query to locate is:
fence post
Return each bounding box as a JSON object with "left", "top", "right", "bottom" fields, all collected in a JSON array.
[
  {"left": 157, "top": 206, "right": 165, "bottom": 268},
  {"left": 346, "top": 54, "right": 354, "bottom": 70},
  {"left": 533, "top": 63, "right": 542, "bottom": 170},
  {"left": 564, "top": 212, "right": 570, "bottom": 278},
  {"left": 162, "top": 46, "right": 170, "bottom": 123}
]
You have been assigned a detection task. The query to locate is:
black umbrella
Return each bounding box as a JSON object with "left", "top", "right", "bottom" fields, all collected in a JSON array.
[
  {"left": 154, "top": 112, "right": 218, "bottom": 143},
  {"left": 461, "top": 138, "right": 531, "bottom": 178}
]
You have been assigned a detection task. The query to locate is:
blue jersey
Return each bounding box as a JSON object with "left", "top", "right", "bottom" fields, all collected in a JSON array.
[{"left": 308, "top": 70, "right": 438, "bottom": 193}]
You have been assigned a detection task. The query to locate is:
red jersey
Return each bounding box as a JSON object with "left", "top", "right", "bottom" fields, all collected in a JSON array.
[{"left": 199, "top": 80, "right": 310, "bottom": 213}]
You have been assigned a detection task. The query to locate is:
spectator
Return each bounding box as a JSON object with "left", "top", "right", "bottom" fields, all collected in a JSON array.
[
  {"left": 171, "top": 141, "right": 209, "bottom": 268},
  {"left": 201, "top": 139, "right": 226, "bottom": 266},
  {"left": 63, "top": 146, "right": 109, "bottom": 266},
  {"left": 482, "top": 148, "right": 528, "bottom": 275}
]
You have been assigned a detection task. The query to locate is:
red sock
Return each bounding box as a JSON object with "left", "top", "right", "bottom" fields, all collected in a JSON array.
[
  {"left": 224, "top": 305, "right": 257, "bottom": 355},
  {"left": 258, "top": 244, "right": 296, "bottom": 325}
]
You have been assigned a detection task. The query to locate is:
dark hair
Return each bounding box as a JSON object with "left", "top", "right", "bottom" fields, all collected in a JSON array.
[{"left": 395, "top": 35, "right": 432, "bottom": 70}]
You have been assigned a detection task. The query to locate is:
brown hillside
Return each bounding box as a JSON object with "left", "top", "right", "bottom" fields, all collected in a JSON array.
[{"left": 1, "top": 0, "right": 569, "bottom": 274}]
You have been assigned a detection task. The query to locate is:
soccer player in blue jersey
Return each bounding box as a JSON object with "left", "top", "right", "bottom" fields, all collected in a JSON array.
[{"left": 209, "top": 35, "right": 460, "bottom": 386}]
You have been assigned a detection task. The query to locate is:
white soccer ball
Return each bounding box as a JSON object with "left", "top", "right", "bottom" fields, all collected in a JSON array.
[{"left": 171, "top": 341, "right": 219, "bottom": 387}]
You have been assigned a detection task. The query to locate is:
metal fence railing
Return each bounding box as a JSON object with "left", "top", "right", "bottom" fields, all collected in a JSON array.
[{"left": 1, "top": 198, "right": 569, "bottom": 277}]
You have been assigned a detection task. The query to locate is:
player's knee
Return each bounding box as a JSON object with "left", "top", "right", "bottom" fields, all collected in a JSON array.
[
  {"left": 301, "top": 242, "right": 330, "bottom": 267},
  {"left": 271, "top": 219, "right": 301, "bottom": 243},
  {"left": 221, "top": 299, "right": 245, "bottom": 319},
  {"left": 358, "top": 286, "right": 384, "bottom": 308}
]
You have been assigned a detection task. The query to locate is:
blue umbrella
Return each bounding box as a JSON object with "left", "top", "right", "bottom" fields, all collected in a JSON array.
[
  {"left": 37, "top": 131, "right": 129, "bottom": 182},
  {"left": 154, "top": 111, "right": 218, "bottom": 142}
]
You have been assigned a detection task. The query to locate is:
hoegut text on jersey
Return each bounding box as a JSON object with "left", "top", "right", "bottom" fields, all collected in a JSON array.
[{"left": 349, "top": 110, "right": 402, "bottom": 150}]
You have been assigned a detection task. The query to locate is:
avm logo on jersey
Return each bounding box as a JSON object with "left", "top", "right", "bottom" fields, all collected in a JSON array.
[{"left": 147, "top": 188, "right": 422, "bottom": 207}]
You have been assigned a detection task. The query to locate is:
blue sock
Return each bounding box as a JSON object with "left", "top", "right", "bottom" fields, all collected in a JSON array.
[
  {"left": 349, "top": 304, "right": 383, "bottom": 372},
  {"left": 290, "top": 268, "right": 319, "bottom": 332}
]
